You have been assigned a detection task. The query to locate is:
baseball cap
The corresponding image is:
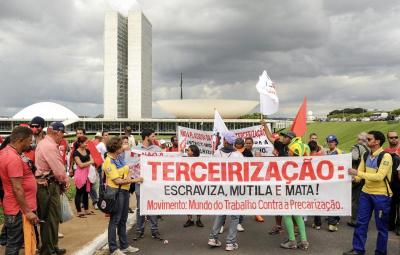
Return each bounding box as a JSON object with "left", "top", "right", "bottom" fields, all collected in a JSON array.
[
  {"left": 159, "top": 139, "right": 166, "bottom": 145},
  {"left": 326, "top": 135, "right": 338, "bottom": 144},
  {"left": 31, "top": 116, "right": 45, "bottom": 128},
  {"left": 95, "top": 132, "right": 102, "bottom": 138},
  {"left": 280, "top": 131, "right": 296, "bottom": 139},
  {"left": 222, "top": 131, "right": 236, "bottom": 145},
  {"left": 125, "top": 126, "right": 132, "bottom": 131},
  {"left": 48, "top": 122, "right": 65, "bottom": 133}
]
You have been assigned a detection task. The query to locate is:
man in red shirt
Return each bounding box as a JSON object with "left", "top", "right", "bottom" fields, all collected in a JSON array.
[
  {"left": 385, "top": 131, "right": 400, "bottom": 155},
  {"left": 167, "top": 135, "right": 179, "bottom": 152},
  {"left": 0, "top": 126, "right": 39, "bottom": 254}
]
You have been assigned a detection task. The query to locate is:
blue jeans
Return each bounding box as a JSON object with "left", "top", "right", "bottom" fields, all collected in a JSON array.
[
  {"left": 135, "top": 184, "right": 158, "bottom": 234},
  {"left": 108, "top": 189, "right": 130, "bottom": 254},
  {"left": 209, "top": 215, "right": 239, "bottom": 244},
  {"left": 353, "top": 192, "right": 391, "bottom": 255},
  {"left": 4, "top": 212, "right": 23, "bottom": 255}
]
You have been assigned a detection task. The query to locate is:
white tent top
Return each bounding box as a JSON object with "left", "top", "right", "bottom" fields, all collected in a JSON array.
[{"left": 12, "top": 102, "right": 79, "bottom": 121}]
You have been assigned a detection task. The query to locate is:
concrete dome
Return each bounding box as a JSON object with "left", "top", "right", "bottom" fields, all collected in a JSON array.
[
  {"left": 12, "top": 102, "right": 79, "bottom": 121},
  {"left": 156, "top": 99, "right": 259, "bottom": 119}
]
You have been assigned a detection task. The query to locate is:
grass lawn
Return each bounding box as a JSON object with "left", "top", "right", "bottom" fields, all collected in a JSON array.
[{"left": 305, "top": 121, "right": 400, "bottom": 151}]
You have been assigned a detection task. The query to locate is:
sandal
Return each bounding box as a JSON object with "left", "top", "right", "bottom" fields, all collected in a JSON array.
[
  {"left": 77, "top": 214, "right": 87, "bottom": 218},
  {"left": 85, "top": 211, "right": 96, "bottom": 215}
]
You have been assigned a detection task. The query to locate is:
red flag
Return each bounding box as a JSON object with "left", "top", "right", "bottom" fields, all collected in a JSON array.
[{"left": 291, "top": 97, "right": 307, "bottom": 137}]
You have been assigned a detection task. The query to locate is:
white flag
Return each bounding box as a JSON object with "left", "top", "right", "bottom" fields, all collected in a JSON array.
[
  {"left": 212, "top": 110, "right": 229, "bottom": 151},
  {"left": 256, "top": 70, "right": 279, "bottom": 115}
]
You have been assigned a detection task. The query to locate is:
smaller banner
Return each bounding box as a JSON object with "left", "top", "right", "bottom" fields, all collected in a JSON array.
[
  {"left": 140, "top": 154, "right": 352, "bottom": 216},
  {"left": 178, "top": 125, "right": 273, "bottom": 156}
]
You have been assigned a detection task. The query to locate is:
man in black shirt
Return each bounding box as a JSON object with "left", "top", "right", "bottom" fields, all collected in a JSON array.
[{"left": 261, "top": 120, "right": 296, "bottom": 234}]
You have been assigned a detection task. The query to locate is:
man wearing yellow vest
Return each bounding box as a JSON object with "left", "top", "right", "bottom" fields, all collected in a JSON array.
[{"left": 344, "top": 131, "right": 393, "bottom": 255}]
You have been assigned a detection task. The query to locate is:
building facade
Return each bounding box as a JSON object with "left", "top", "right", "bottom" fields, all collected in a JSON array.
[{"left": 104, "top": 10, "right": 152, "bottom": 119}]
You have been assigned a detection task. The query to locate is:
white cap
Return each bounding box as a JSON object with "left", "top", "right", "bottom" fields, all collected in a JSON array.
[
  {"left": 95, "top": 132, "right": 102, "bottom": 137},
  {"left": 159, "top": 139, "right": 166, "bottom": 145}
]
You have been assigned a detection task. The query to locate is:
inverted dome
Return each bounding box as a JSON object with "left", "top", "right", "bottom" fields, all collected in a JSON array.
[
  {"left": 156, "top": 99, "right": 259, "bottom": 119},
  {"left": 13, "top": 102, "right": 79, "bottom": 121}
]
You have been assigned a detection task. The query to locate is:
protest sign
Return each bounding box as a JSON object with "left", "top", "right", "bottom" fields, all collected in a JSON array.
[
  {"left": 140, "top": 154, "right": 352, "bottom": 216},
  {"left": 178, "top": 125, "right": 273, "bottom": 156},
  {"left": 178, "top": 127, "right": 214, "bottom": 156}
]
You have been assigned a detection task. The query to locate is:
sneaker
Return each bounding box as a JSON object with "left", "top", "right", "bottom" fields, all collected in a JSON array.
[
  {"left": 58, "top": 232, "right": 64, "bottom": 238},
  {"left": 111, "top": 249, "right": 126, "bottom": 255},
  {"left": 342, "top": 249, "right": 363, "bottom": 255},
  {"left": 208, "top": 238, "right": 222, "bottom": 247},
  {"left": 268, "top": 225, "right": 283, "bottom": 235},
  {"left": 121, "top": 246, "right": 139, "bottom": 253},
  {"left": 196, "top": 220, "right": 204, "bottom": 227},
  {"left": 280, "top": 240, "right": 297, "bottom": 249},
  {"left": 328, "top": 224, "right": 338, "bottom": 232},
  {"left": 183, "top": 220, "right": 195, "bottom": 228},
  {"left": 297, "top": 240, "right": 309, "bottom": 250},
  {"left": 237, "top": 223, "right": 245, "bottom": 232},
  {"left": 312, "top": 224, "right": 321, "bottom": 230},
  {"left": 255, "top": 215, "right": 264, "bottom": 222},
  {"left": 151, "top": 232, "right": 163, "bottom": 240},
  {"left": 133, "top": 232, "right": 144, "bottom": 241},
  {"left": 219, "top": 226, "right": 224, "bottom": 234},
  {"left": 225, "top": 243, "right": 238, "bottom": 251},
  {"left": 93, "top": 204, "right": 99, "bottom": 210}
]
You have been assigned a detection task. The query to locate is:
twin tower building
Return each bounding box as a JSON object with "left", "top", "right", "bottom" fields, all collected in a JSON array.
[{"left": 104, "top": 10, "right": 152, "bottom": 119}]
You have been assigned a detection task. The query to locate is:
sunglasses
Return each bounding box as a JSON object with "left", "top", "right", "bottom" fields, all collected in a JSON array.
[
  {"left": 388, "top": 136, "right": 398, "bottom": 139},
  {"left": 367, "top": 138, "right": 373, "bottom": 141}
]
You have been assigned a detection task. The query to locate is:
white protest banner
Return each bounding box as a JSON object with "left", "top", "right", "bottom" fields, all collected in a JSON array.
[
  {"left": 140, "top": 154, "right": 352, "bottom": 216},
  {"left": 178, "top": 125, "right": 273, "bottom": 156},
  {"left": 212, "top": 109, "right": 229, "bottom": 151},
  {"left": 177, "top": 127, "right": 213, "bottom": 156}
]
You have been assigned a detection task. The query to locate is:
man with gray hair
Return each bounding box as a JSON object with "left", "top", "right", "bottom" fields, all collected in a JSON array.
[
  {"left": 348, "top": 132, "right": 369, "bottom": 227},
  {"left": 35, "top": 122, "right": 69, "bottom": 255}
]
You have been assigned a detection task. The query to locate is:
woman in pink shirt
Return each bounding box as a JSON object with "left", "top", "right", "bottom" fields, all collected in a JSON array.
[{"left": 72, "top": 136, "right": 94, "bottom": 217}]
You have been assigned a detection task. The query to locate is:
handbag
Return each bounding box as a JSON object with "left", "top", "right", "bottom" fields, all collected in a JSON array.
[
  {"left": 88, "top": 164, "right": 97, "bottom": 184},
  {"left": 97, "top": 171, "right": 121, "bottom": 214}
]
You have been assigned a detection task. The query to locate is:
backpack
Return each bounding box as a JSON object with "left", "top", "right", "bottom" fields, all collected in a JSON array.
[
  {"left": 351, "top": 144, "right": 369, "bottom": 169},
  {"left": 363, "top": 151, "right": 400, "bottom": 194}
]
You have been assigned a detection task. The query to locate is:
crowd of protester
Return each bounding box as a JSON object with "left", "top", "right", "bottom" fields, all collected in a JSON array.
[{"left": 0, "top": 116, "right": 399, "bottom": 255}]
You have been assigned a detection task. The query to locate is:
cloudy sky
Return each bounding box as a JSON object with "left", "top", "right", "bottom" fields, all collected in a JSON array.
[{"left": 0, "top": 0, "right": 399, "bottom": 118}]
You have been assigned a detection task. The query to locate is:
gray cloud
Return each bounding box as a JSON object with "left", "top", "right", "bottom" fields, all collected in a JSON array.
[{"left": 0, "top": 0, "right": 399, "bottom": 118}]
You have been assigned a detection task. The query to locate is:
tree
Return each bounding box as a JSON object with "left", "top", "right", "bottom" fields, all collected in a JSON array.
[{"left": 391, "top": 109, "right": 400, "bottom": 116}]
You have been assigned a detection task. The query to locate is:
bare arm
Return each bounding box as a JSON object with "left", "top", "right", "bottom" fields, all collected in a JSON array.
[
  {"left": 10, "top": 177, "right": 39, "bottom": 224},
  {"left": 74, "top": 156, "right": 93, "bottom": 168},
  {"left": 112, "top": 177, "right": 143, "bottom": 186},
  {"left": 260, "top": 119, "right": 275, "bottom": 143}
]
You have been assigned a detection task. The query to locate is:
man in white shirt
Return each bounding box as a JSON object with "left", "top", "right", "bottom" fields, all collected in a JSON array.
[
  {"left": 208, "top": 131, "right": 243, "bottom": 251},
  {"left": 124, "top": 126, "right": 136, "bottom": 150},
  {"left": 96, "top": 131, "right": 109, "bottom": 160}
]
